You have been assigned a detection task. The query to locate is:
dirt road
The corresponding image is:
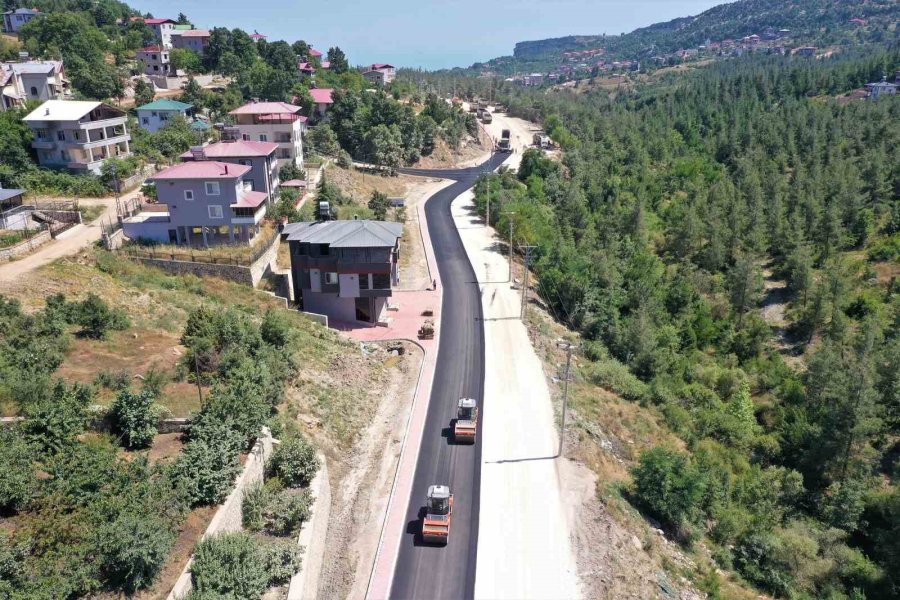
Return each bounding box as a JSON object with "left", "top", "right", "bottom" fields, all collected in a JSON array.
[
  {"left": 483, "top": 108, "right": 542, "bottom": 169},
  {"left": 0, "top": 197, "right": 119, "bottom": 284},
  {"left": 452, "top": 188, "right": 581, "bottom": 599}
]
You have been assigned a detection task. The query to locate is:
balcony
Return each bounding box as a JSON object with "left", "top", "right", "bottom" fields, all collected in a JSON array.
[
  {"left": 31, "top": 139, "right": 56, "bottom": 150},
  {"left": 81, "top": 133, "right": 130, "bottom": 150},
  {"left": 231, "top": 204, "right": 266, "bottom": 225}
]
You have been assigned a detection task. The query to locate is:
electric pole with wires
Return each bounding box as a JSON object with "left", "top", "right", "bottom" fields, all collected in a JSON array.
[
  {"left": 557, "top": 341, "right": 579, "bottom": 457},
  {"left": 519, "top": 244, "right": 537, "bottom": 319},
  {"left": 503, "top": 211, "right": 515, "bottom": 282}
]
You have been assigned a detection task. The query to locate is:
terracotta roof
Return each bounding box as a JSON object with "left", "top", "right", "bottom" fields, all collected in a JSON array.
[
  {"left": 309, "top": 88, "right": 333, "bottom": 104},
  {"left": 309, "top": 48, "right": 323, "bottom": 57},
  {"left": 230, "top": 101, "right": 301, "bottom": 115},
  {"left": 371, "top": 63, "right": 394, "bottom": 70},
  {"left": 180, "top": 140, "right": 278, "bottom": 159},
  {"left": 231, "top": 191, "right": 267, "bottom": 208},
  {"left": 149, "top": 161, "right": 250, "bottom": 180},
  {"left": 144, "top": 18, "right": 175, "bottom": 25}
]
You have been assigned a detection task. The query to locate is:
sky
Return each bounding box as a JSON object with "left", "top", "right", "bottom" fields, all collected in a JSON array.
[{"left": 129, "top": 0, "right": 733, "bottom": 70}]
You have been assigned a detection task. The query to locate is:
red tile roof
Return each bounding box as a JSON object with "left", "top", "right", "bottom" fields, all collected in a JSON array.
[
  {"left": 250, "top": 32, "right": 267, "bottom": 39},
  {"left": 230, "top": 101, "right": 302, "bottom": 115},
  {"left": 231, "top": 191, "right": 267, "bottom": 208},
  {"left": 137, "top": 45, "right": 164, "bottom": 52},
  {"left": 180, "top": 140, "right": 278, "bottom": 159},
  {"left": 150, "top": 161, "right": 250, "bottom": 180},
  {"left": 309, "top": 48, "right": 323, "bottom": 57},
  {"left": 371, "top": 63, "right": 394, "bottom": 70},
  {"left": 309, "top": 88, "right": 333, "bottom": 104},
  {"left": 137, "top": 17, "right": 175, "bottom": 25}
]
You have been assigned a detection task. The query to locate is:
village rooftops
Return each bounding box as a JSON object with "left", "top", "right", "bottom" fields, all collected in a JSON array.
[
  {"left": 309, "top": 88, "right": 334, "bottom": 104},
  {"left": 23, "top": 100, "right": 120, "bottom": 122},
  {"left": 230, "top": 101, "right": 302, "bottom": 115},
  {"left": 149, "top": 161, "right": 251, "bottom": 180},
  {"left": 308, "top": 48, "right": 323, "bottom": 58},
  {"left": 179, "top": 140, "right": 278, "bottom": 159},
  {"left": 283, "top": 220, "right": 403, "bottom": 248},
  {"left": 5, "top": 60, "right": 63, "bottom": 75},
  {"left": 137, "top": 99, "right": 193, "bottom": 112}
]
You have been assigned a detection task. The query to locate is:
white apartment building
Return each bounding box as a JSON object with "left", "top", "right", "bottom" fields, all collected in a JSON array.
[{"left": 229, "top": 101, "right": 306, "bottom": 168}]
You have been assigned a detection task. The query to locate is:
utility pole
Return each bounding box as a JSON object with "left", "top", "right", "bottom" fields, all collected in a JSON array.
[
  {"left": 519, "top": 244, "right": 537, "bottom": 319},
  {"left": 557, "top": 341, "right": 578, "bottom": 457},
  {"left": 503, "top": 211, "right": 515, "bottom": 282}
]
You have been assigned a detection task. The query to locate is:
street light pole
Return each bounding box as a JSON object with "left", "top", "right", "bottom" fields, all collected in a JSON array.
[{"left": 557, "top": 341, "right": 578, "bottom": 457}]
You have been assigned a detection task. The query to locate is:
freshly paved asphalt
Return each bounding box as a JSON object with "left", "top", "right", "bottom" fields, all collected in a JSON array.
[{"left": 390, "top": 154, "right": 508, "bottom": 600}]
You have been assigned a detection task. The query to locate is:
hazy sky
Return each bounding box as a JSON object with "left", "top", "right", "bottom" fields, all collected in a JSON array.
[{"left": 130, "top": 0, "right": 733, "bottom": 69}]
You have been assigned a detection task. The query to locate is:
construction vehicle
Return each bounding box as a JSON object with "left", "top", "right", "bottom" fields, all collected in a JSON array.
[
  {"left": 418, "top": 318, "right": 435, "bottom": 339},
  {"left": 317, "top": 200, "right": 337, "bottom": 221},
  {"left": 422, "top": 485, "right": 453, "bottom": 545},
  {"left": 497, "top": 128, "right": 512, "bottom": 152},
  {"left": 454, "top": 398, "right": 478, "bottom": 443}
]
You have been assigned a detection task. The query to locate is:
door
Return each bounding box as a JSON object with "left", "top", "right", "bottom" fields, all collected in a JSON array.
[
  {"left": 310, "top": 269, "right": 321, "bottom": 293},
  {"left": 355, "top": 298, "right": 373, "bottom": 322}
]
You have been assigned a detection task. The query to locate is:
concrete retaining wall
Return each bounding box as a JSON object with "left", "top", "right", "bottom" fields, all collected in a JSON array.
[
  {"left": 0, "top": 229, "right": 52, "bottom": 261},
  {"left": 168, "top": 430, "right": 276, "bottom": 600},
  {"left": 287, "top": 455, "right": 330, "bottom": 600}
]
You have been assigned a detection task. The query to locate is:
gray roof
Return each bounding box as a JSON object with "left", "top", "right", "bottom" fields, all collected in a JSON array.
[
  {"left": 283, "top": 220, "right": 403, "bottom": 248},
  {"left": 0, "top": 188, "right": 25, "bottom": 202},
  {"left": 8, "top": 61, "right": 62, "bottom": 75}
]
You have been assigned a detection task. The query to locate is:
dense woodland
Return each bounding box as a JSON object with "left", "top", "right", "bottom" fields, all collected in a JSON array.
[{"left": 474, "top": 47, "right": 900, "bottom": 599}]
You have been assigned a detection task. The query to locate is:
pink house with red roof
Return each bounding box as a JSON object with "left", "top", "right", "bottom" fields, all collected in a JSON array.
[
  {"left": 363, "top": 63, "right": 395, "bottom": 86},
  {"left": 230, "top": 100, "right": 306, "bottom": 168},
  {"left": 123, "top": 160, "right": 267, "bottom": 246},
  {"left": 309, "top": 87, "right": 334, "bottom": 116},
  {"left": 181, "top": 139, "right": 280, "bottom": 204}
]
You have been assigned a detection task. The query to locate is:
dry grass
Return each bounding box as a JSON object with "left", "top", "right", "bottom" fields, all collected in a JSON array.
[
  {"left": 123, "top": 224, "right": 277, "bottom": 265},
  {"left": 328, "top": 165, "right": 408, "bottom": 205}
]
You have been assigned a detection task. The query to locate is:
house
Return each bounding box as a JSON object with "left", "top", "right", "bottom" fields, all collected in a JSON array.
[
  {"left": 364, "top": 63, "right": 396, "bottom": 85},
  {"left": 2, "top": 7, "right": 42, "bottom": 33},
  {"left": 125, "top": 161, "right": 266, "bottom": 245},
  {"left": 309, "top": 88, "right": 334, "bottom": 117},
  {"left": 143, "top": 18, "right": 177, "bottom": 49},
  {"left": 0, "top": 188, "right": 26, "bottom": 229},
  {"left": 171, "top": 29, "right": 211, "bottom": 55},
  {"left": 23, "top": 100, "right": 131, "bottom": 175},
  {"left": 0, "top": 60, "right": 68, "bottom": 107},
  {"left": 298, "top": 61, "right": 316, "bottom": 76},
  {"left": 136, "top": 99, "right": 193, "bottom": 133},
  {"left": 282, "top": 220, "right": 403, "bottom": 324},
  {"left": 229, "top": 100, "right": 306, "bottom": 168},
  {"left": 250, "top": 31, "right": 267, "bottom": 41},
  {"left": 181, "top": 139, "right": 280, "bottom": 203},
  {"left": 308, "top": 47, "right": 323, "bottom": 59},
  {"left": 794, "top": 46, "right": 817, "bottom": 57},
  {"left": 866, "top": 77, "right": 898, "bottom": 100},
  {"left": 136, "top": 45, "right": 176, "bottom": 77}
]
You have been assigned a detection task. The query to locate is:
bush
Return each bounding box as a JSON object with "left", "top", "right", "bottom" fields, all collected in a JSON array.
[
  {"left": 110, "top": 389, "right": 158, "bottom": 449},
  {"left": 585, "top": 358, "right": 650, "bottom": 402},
  {"left": 96, "top": 512, "right": 176, "bottom": 593},
  {"left": 21, "top": 379, "right": 93, "bottom": 454},
  {"left": 261, "top": 309, "right": 292, "bottom": 348},
  {"left": 631, "top": 447, "right": 708, "bottom": 538},
  {"left": 172, "top": 421, "right": 243, "bottom": 506},
  {"left": 337, "top": 150, "right": 352, "bottom": 168},
  {"left": 266, "top": 489, "right": 312, "bottom": 536},
  {"left": 0, "top": 427, "right": 35, "bottom": 512},
  {"left": 242, "top": 483, "right": 270, "bottom": 532},
  {"left": 191, "top": 533, "right": 269, "bottom": 599},
  {"left": 268, "top": 435, "right": 319, "bottom": 488},
  {"left": 71, "top": 293, "right": 130, "bottom": 339},
  {"left": 263, "top": 539, "right": 303, "bottom": 586}
]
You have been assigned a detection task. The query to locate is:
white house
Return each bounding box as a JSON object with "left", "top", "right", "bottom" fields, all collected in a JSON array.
[
  {"left": 363, "top": 63, "right": 396, "bottom": 85},
  {"left": 131, "top": 17, "right": 177, "bottom": 49},
  {"left": 136, "top": 45, "right": 176, "bottom": 77},
  {"left": 136, "top": 99, "right": 193, "bottom": 133},
  {"left": 23, "top": 100, "right": 131, "bottom": 175},
  {"left": 229, "top": 101, "right": 306, "bottom": 168},
  {"left": 2, "top": 7, "right": 43, "bottom": 33},
  {"left": 0, "top": 60, "right": 68, "bottom": 110}
]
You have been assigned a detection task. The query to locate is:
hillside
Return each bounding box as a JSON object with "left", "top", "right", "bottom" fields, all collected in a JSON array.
[{"left": 474, "top": 0, "right": 899, "bottom": 74}]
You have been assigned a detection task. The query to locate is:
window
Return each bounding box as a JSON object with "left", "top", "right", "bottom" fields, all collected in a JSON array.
[
  {"left": 325, "top": 272, "right": 338, "bottom": 285},
  {"left": 142, "top": 117, "right": 149, "bottom": 125},
  {"left": 151, "top": 111, "right": 157, "bottom": 117},
  {"left": 208, "top": 205, "right": 223, "bottom": 219},
  {"left": 372, "top": 273, "right": 391, "bottom": 290},
  {"left": 153, "top": 65, "right": 159, "bottom": 71},
  {"left": 258, "top": 134, "right": 268, "bottom": 142},
  {"left": 238, "top": 159, "right": 250, "bottom": 166},
  {"left": 359, "top": 274, "right": 370, "bottom": 290},
  {"left": 205, "top": 182, "right": 220, "bottom": 195},
  {"left": 242, "top": 134, "right": 250, "bottom": 141},
  {"left": 184, "top": 189, "right": 194, "bottom": 201},
  {"left": 30, "top": 86, "right": 38, "bottom": 97},
  {"left": 56, "top": 130, "right": 65, "bottom": 141},
  {"left": 151, "top": 54, "right": 157, "bottom": 60}
]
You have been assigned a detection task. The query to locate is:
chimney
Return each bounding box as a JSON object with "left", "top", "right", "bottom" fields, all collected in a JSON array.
[{"left": 224, "top": 164, "right": 229, "bottom": 174}]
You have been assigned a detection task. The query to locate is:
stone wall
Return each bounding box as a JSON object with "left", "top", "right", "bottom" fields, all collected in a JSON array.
[
  {"left": 0, "top": 229, "right": 52, "bottom": 261},
  {"left": 168, "top": 430, "right": 275, "bottom": 600},
  {"left": 287, "top": 455, "right": 330, "bottom": 600}
]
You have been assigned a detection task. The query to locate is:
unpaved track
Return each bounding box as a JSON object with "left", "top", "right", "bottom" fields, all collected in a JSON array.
[{"left": 452, "top": 189, "right": 581, "bottom": 599}]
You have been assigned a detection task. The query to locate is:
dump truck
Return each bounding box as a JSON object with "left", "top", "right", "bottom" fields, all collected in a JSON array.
[
  {"left": 454, "top": 398, "right": 478, "bottom": 444},
  {"left": 418, "top": 318, "right": 435, "bottom": 340},
  {"left": 422, "top": 485, "right": 453, "bottom": 545},
  {"left": 497, "top": 128, "right": 512, "bottom": 152}
]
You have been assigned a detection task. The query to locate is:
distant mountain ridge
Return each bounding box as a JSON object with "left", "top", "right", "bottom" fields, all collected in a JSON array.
[{"left": 474, "top": 0, "right": 898, "bottom": 73}]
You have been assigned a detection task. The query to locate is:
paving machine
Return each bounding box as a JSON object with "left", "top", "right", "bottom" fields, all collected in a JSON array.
[
  {"left": 422, "top": 484, "right": 453, "bottom": 545},
  {"left": 454, "top": 398, "right": 478, "bottom": 444}
]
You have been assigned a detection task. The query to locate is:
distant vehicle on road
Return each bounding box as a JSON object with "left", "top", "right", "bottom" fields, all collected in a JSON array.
[
  {"left": 454, "top": 398, "right": 478, "bottom": 443},
  {"left": 481, "top": 112, "right": 493, "bottom": 124},
  {"left": 533, "top": 132, "right": 550, "bottom": 148},
  {"left": 422, "top": 485, "right": 453, "bottom": 544},
  {"left": 497, "top": 128, "right": 512, "bottom": 152}
]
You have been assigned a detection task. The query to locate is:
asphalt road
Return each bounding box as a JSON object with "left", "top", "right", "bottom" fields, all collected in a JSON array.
[{"left": 390, "top": 154, "right": 509, "bottom": 600}]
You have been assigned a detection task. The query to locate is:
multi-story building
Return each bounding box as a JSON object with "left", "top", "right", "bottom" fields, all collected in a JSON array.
[
  {"left": 363, "top": 63, "right": 396, "bottom": 85},
  {"left": 229, "top": 101, "right": 305, "bottom": 168},
  {"left": 130, "top": 17, "right": 177, "bottom": 49},
  {"left": 282, "top": 220, "right": 403, "bottom": 324},
  {"left": 136, "top": 45, "right": 176, "bottom": 77},
  {"left": 180, "top": 139, "right": 280, "bottom": 203},
  {"left": 125, "top": 161, "right": 267, "bottom": 245},
  {"left": 866, "top": 77, "right": 898, "bottom": 100},
  {"left": 0, "top": 60, "right": 68, "bottom": 109},
  {"left": 171, "top": 29, "right": 211, "bottom": 55},
  {"left": 2, "top": 7, "right": 42, "bottom": 33},
  {"left": 23, "top": 100, "right": 131, "bottom": 175},
  {"left": 136, "top": 99, "right": 193, "bottom": 133}
]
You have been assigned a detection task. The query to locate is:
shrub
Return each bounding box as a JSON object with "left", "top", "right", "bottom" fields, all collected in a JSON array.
[
  {"left": 631, "top": 447, "right": 708, "bottom": 538},
  {"left": 21, "top": 379, "right": 93, "bottom": 454},
  {"left": 263, "top": 539, "right": 303, "bottom": 586},
  {"left": 172, "top": 421, "right": 243, "bottom": 506},
  {"left": 191, "top": 533, "right": 269, "bottom": 599},
  {"left": 110, "top": 389, "right": 158, "bottom": 449},
  {"left": 72, "top": 293, "right": 129, "bottom": 339},
  {"left": 0, "top": 427, "right": 35, "bottom": 512},
  {"left": 266, "top": 489, "right": 312, "bottom": 536},
  {"left": 242, "top": 483, "right": 270, "bottom": 532},
  {"left": 337, "top": 149, "right": 352, "bottom": 169},
  {"left": 261, "top": 309, "right": 292, "bottom": 348},
  {"left": 96, "top": 512, "right": 176, "bottom": 593},
  {"left": 585, "top": 358, "right": 650, "bottom": 402},
  {"left": 268, "top": 435, "right": 319, "bottom": 488}
]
